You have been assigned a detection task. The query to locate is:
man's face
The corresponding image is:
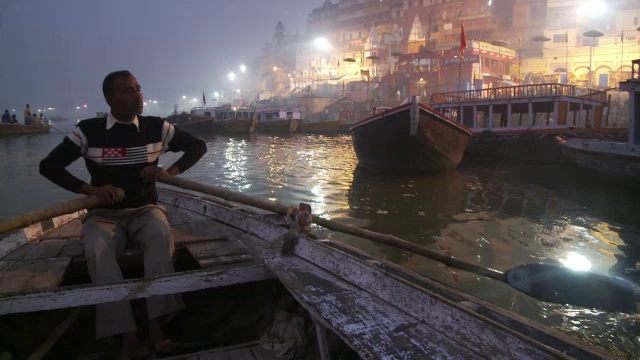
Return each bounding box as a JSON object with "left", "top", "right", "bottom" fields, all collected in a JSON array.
[{"left": 108, "top": 75, "right": 144, "bottom": 117}]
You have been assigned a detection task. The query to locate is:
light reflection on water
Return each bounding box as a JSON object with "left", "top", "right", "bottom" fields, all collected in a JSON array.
[{"left": 1, "top": 132, "right": 639, "bottom": 357}]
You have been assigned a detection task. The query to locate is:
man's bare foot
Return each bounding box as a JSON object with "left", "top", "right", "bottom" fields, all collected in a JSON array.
[
  {"left": 119, "top": 331, "right": 150, "bottom": 360},
  {"left": 148, "top": 318, "right": 173, "bottom": 353}
]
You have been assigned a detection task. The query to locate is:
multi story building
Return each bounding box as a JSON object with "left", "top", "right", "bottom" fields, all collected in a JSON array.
[{"left": 524, "top": 0, "right": 640, "bottom": 88}]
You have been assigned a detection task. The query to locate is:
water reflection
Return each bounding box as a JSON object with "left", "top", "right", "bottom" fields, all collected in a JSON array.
[{"left": 1, "top": 133, "right": 639, "bottom": 356}]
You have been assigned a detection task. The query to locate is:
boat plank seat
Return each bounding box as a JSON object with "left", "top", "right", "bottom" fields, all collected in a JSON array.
[
  {"left": 265, "top": 254, "right": 485, "bottom": 359},
  {"left": 184, "top": 238, "right": 254, "bottom": 268},
  {"left": 165, "top": 341, "right": 279, "bottom": 360},
  {"left": 0, "top": 258, "right": 71, "bottom": 295}
]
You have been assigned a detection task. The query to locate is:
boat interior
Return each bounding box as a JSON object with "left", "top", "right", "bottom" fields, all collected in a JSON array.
[{"left": 0, "top": 188, "right": 616, "bottom": 359}]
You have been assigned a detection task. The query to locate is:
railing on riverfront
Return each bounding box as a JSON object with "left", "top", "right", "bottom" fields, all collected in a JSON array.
[{"left": 430, "top": 83, "right": 608, "bottom": 103}]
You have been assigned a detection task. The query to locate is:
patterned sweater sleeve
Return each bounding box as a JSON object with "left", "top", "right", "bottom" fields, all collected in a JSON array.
[
  {"left": 162, "top": 121, "right": 207, "bottom": 173},
  {"left": 39, "top": 129, "right": 87, "bottom": 193}
]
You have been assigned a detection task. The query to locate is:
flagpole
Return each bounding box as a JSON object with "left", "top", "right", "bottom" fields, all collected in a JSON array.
[
  {"left": 459, "top": 22, "right": 466, "bottom": 91},
  {"left": 620, "top": 29, "right": 624, "bottom": 83},
  {"left": 458, "top": 57, "right": 462, "bottom": 90}
]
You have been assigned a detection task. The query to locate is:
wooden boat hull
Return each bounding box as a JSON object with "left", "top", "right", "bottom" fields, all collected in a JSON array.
[
  {"left": 167, "top": 114, "right": 216, "bottom": 135},
  {"left": 336, "top": 123, "right": 353, "bottom": 134},
  {"left": 467, "top": 130, "right": 566, "bottom": 163},
  {"left": 214, "top": 118, "right": 256, "bottom": 134},
  {"left": 560, "top": 138, "right": 640, "bottom": 180},
  {"left": 301, "top": 119, "right": 340, "bottom": 134},
  {"left": 0, "top": 188, "right": 615, "bottom": 359},
  {"left": 350, "top": 100, "right": 471, "bottom": 173},
  {"left": 256, "top": 119, "right": 299, "bottom": 134},
  {"left": 0, "top": 124, "right": 51, "bottom": 136}
]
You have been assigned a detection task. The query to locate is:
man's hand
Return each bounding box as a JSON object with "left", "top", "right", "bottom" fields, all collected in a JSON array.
[
  {"left": 79, "top": 184, "right": 123, "bottom": 204},
  {"left": 141, "top": 165, "right": 170, "bottom": 182}
]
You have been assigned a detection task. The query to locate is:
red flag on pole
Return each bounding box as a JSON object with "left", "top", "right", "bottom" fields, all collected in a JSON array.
[
  {"left": 202, "top": 92, "right": 206, "bottom": 106},
  {"left": 460, "top": 22, "right": 466, "bottom": 57}
]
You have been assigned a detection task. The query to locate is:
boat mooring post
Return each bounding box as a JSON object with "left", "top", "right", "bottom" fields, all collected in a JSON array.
[{"left": 618, "top": 59, "right": 640, "bottom": 151}]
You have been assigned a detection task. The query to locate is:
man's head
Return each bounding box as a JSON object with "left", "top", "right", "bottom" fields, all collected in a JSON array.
[
  {"left": 102, "top": 70, "right": 144, "bottom": 120},
  {"left": 26, "top": 104, "right": 29, "bottom": 108},
  {"left": 4, "top": 110, "right": 8, "bottom": 114}
]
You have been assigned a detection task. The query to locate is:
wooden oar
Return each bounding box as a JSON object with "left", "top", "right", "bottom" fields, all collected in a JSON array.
[
  {"left": 0, "top": 189, "right": 125, "bottom": 234},
  {"left": 158, "top": 175, "right": 638, "bottom": 314}
]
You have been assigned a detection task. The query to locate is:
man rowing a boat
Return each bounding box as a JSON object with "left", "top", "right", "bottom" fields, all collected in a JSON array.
[{"left": 40, "top": 70, "right": 207, "bottom": 359}]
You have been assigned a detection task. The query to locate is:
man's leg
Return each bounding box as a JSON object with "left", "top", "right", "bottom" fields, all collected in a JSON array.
[
  {"left": 82, "top": 215, "right": 136, "bottom": 339},
  {"left": 128, "top": 206, "right": 183, "bottom": 348}
]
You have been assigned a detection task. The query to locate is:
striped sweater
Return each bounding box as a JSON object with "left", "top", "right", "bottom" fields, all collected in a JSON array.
[{"left": 40, "top": 115, "right": 207, "bottom": 209}]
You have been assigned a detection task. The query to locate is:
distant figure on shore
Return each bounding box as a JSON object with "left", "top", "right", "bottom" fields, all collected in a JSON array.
[
  {"left": 11, "top": 114, "right": 18, "bottom": 124},
  {"left": 23, "top": 104, "right": 31, "bottom": 123},
  {"left": 38, "top": 113, "right": 45, "bottom": 126},
  {"left": 1, "top": 110, "right": 11, "bottom": 124}
]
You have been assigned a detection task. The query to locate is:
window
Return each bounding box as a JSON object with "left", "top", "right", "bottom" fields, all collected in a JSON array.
[{"left": 553, "top": 34, "right": 567, "bottom": 43}]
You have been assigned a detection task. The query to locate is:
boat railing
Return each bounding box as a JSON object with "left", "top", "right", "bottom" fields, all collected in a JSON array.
[{"left": 430, "top": 83, "right": 607, "bottom": 103}]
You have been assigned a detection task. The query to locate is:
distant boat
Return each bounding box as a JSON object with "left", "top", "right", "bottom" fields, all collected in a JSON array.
[
  {"left": 166, "top": 110, "right": 216, "bottom": 134},
  {"left": 214, "top": 105, "right": 256, "bottom": 134},
  {"left": 254, "top": 104, "right": 301, "bottom": 134},
  {"left": 301, "top": 112, "right": 340, "bottom": 134},
  {"left": 0, "top": 123, "right": 51, "bottom": 136},
  {"left": 350, "top": 96, "right": 471, "bottom": 173},
  {"left": 48, "top": 116, "right": 70, "bottom": 122}
]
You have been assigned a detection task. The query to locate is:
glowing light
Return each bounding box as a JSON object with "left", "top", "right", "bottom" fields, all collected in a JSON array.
[
  {"left": 182, "top": 95, "right": 187, "bottom": 99},
  {"left": 273, "top": 66, "right": 278, "bottom": 71},
  {"left": 192, "top": 98, "right": 198, "bottom": 102},
  {"left": 214, "top": 92, "right": 219, "bottom": 98},
  {"left": 83, "top": 104, "right": 88, "bottom": 108},
  {"left": 76, "top": 106, "right": 80, "bottom": 109},
  {"left": 240, "top": 65, "right": 246, "bottom": 73},
  {"left": 314, "top": 37, "right": 331, "bottom": 51},
  {"left": 560, "top": 252, "right": 592, "bottom": 271},
  {"left": 228, "top": 72, "right": 236, "bottom": 81},
  {"left": 578, "top": 0, "right": 606, "bottom": 17},
  {"left": 153, "top": 100, "right": 157, "bottom": 104},
  {"left": 143, "top": 102, "right": 147, "bottom": 105}
]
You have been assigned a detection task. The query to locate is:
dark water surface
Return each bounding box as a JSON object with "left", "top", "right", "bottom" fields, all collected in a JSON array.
[{"left": 1, "top": 132, "right": 639, "bottom": 357}]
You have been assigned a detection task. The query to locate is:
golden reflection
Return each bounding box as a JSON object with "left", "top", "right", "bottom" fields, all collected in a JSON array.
[{"left": 222, "top": 137, "right": 249, "bottom": 191}]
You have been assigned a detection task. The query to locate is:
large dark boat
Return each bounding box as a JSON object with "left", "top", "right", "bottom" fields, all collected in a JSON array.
[
  {"left": 350, "top": 96, "right": 471, "bottom": 173},
  {"left": 165, "top": 111, "right": 216, "bottom": 134}
]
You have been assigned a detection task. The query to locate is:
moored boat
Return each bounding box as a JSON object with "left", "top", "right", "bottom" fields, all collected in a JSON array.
[
  {"left": 560, "top": 67, "right": 640, "bottom": 181},
  {"left": 0, "top": 123, "right": 51, "bottom": 136},
  {"left": 350, "top": 96, "right": 471, "bottom": 173},
  {"left": 165, "top": 112, "right": 216, "bottom": 134},
  {"left": 254, "top": 105, "right": 301, "bottom": 134},
  {"left": 430, "top": 83, "right": 626, "bottom": 163},
  {"left": 300, "top": 112, "right": 340, "bottom": 134},
  {"left": 214, "top": 105, "right": 256, "bottom": 134},
  {"left": 0, "top": 183, "right": 617, "bottom": 360}
]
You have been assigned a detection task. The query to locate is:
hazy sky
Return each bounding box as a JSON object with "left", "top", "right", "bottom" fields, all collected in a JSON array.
[{"left": 0, "top": 0, "right": 319, "bottom": 118}]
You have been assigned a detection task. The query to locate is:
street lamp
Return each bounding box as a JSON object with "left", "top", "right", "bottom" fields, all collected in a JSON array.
[
  {"left": 228, "top": 72, "right": 236, "bottom": 81},
  {"left": 314, "top": 37, "right": 331, "bottom": 52},
  {"left": 583, "top": 29, "right": 604, "bottom": 88}
]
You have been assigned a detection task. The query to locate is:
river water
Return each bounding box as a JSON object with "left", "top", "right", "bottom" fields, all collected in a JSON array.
[{"left": 1, "top": 131, "right": 639, "bottom": 357}]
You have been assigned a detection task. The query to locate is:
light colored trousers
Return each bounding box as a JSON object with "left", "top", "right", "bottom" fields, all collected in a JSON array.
[{"left": 81, "top": 205, "right": 184, "bottom": 339}]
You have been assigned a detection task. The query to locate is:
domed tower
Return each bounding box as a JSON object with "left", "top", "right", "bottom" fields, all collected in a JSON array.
[{"left": 274, "top": 21, "right": 285, "bottom": 45}]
